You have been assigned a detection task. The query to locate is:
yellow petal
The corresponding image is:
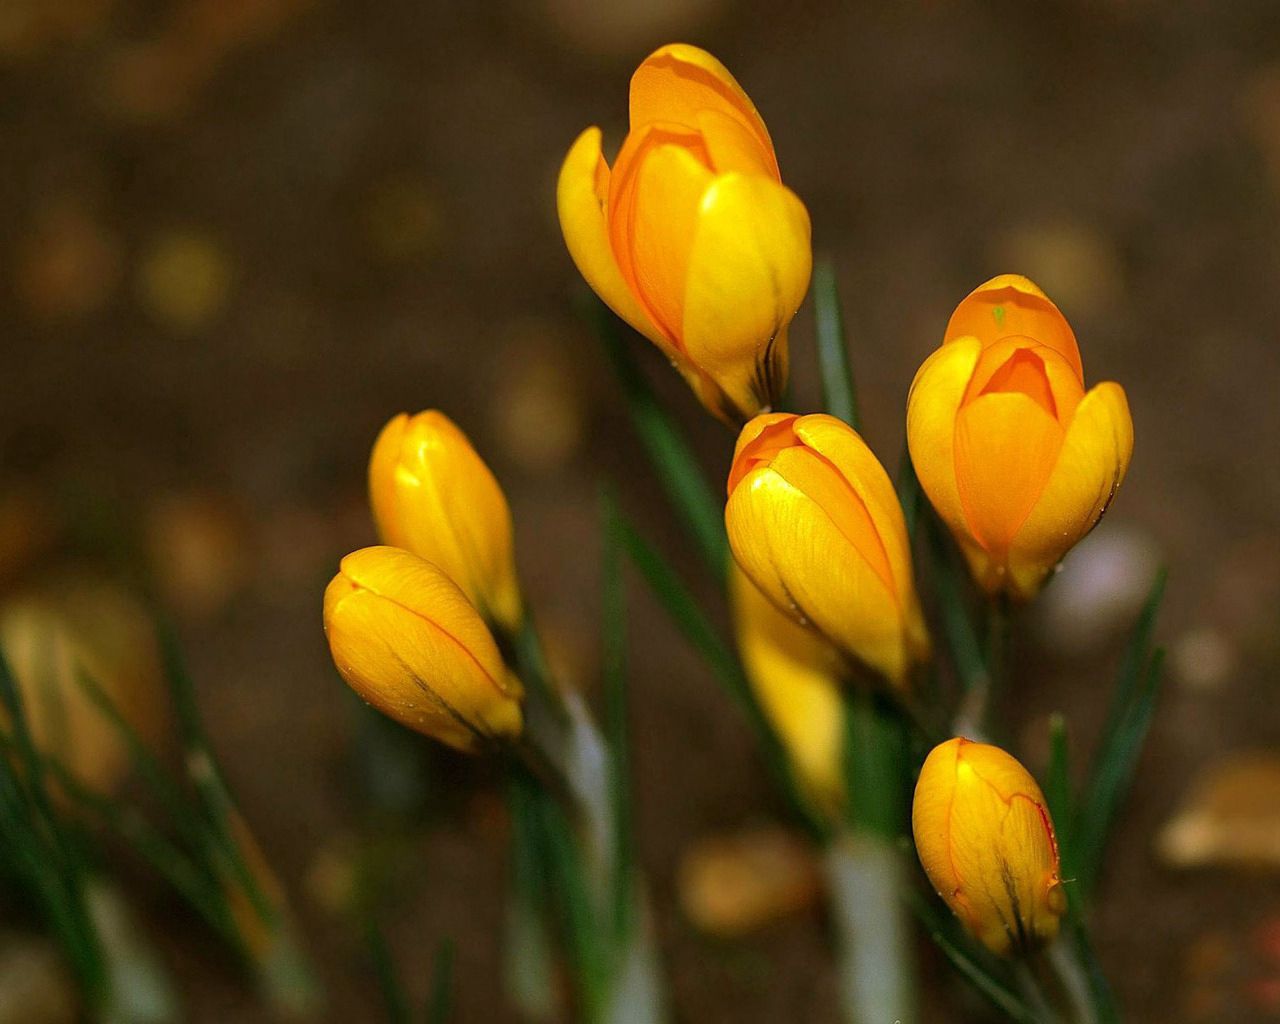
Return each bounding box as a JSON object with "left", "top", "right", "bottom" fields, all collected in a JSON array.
[
  {"left": 767, "top": 445, "right": 894, "bottom": 596},
  {"left": 912, "top": 738, "right": 1065, "bottom": 957},
  {"left": 1006, "top": 382, "right": 1134, "bottom": 598},
  {"left": 682, "top": 173, "right": 811, "bottom": 419},
  {"left": 368, "top": 411, "right": 523, "bottom": 631},
  {"left": 696, "top": 108, "right": 776, "bottom": 178},
  {"left": 907, "top": 336, "right": 982, "bottom": 558},
  {"left": 323, "top": 547, "right": 522, "bottom": 753},
  {"left": 730, "top": 566, "right": 844, "bottom": 815},
  {"left": 368, "top": 411, "right": 409, "bottom": 541},
  {"left": 629, "top": 43, "right": 777, "bottom": 178},
  {"left": 556, "top": 126, "right": 666, "bottom": 353},
  {"left": 727, "top": 414, "right": 927, "bottom": 684},
  {"left": 727, "top": 411, "right": 797, "bottom": 489},
  {"left": 608, "top": 127, "right": 715, "bottom": 348},
  {"left": 943, "top": 274, "right": 1083, "bottom": 382},
  {"left": 727, "top": 466, "right": 909, "bottom": 684},
  {"left": 954, "top": 391, "right": 1065, "bottom": 569},
  {"left": 792, "top": 415, "right": 920, "bottom": 620}
]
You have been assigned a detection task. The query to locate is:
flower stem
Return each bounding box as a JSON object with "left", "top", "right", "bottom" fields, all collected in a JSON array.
[
  {"left": 826, "top": 833, "right": 917, "bottom": 1023},
  {"left": 954, "top": 596, "right": 1011, "bottom": 740},
  {"left": 1045, "top": 937, "right": 1099, "bottom": 1024}
]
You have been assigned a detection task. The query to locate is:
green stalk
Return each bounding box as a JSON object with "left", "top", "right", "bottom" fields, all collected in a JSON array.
[
  {"left": 813, "top": 260, "right": 860, "bottom": 430},
  {"left": 591, "top": 299, "right": 727, "bottom": 577}
]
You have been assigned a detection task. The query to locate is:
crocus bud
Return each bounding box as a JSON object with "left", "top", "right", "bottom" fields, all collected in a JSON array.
[
  {"left": 730, "top": 564, "right": 844, "bottom": 815},
  {"left": 557, "top": 43, "right": 811, "bottom": 424},
  {"left": 725, "top": 412, "right": 929, "bottom": 689},
  {"left": 323, "top": 546, "right": 523, "bottom": 753},
  {"left": 912, "top": 737, "right": 1067, "bottom": 957},
  {"left": 369, "top": 411, "right": 522, "bottom": 632},
  {"left": 907, "top": 275, "right": 1134, "bottom": 600}
]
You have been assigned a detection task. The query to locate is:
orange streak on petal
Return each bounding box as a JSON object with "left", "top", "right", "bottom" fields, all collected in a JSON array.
[
  {"left": 629, "top": 45, "right": 778, "bottom": 178},
  {"left": 607, "top": 125, "right": 713, "bottom": 349}
]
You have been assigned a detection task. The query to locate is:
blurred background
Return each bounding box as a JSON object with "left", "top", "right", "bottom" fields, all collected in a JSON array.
[{"left": 3, "top": 1, "right": 1280, "bottom": 1020}]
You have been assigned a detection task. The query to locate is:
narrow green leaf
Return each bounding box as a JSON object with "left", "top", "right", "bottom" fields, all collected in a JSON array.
[
  {"left": 0, "top": 733, "right": 232, "bottom": 937},
  {"left": 1045, "top": 714, "right": 1073, "bottom": 872},
  {"left": 72, "top": 668, "right": 208, "bottom": 852},
  {"left": 508, "top": 615, "right": 563, "bottom": 717},
  {"left": 1069, "top": 918, "right": 1121, "bottom": 1024},
  {"left": 155, "top": 624, "right": 276, "bottom": 926},
  {"left": 1092, "top": 568, "right": 1167, "bottom": 764},
  {"left": 591, "top": 300, "right": 727, "bottom": 577},
  {"left": 535, "top": 774, "right": 607, "bottom": 1018},
  {"left": 905, "top": 888, "right": 1037, "bottom": 1024},
  {"left": 0, "top": 652, "right": 108, "bottom": 1003},
  {"left": 365, "top": 917, "right": 410, "bottom": 1024},
  {"left": 599, "top": 490, "right": 634, "bottom": 942},
  {"left": 1077, "top": 648, "right": 1165, "bottom": 894},
  {"left": 426, "top": 939, "right": 455, "bottom": 1024},
  {"left": 613, "top": 517, "right": 751, "bottom": 721},
  {"left": 895, "top": 449, "right": 922, "bottom": 542},
  {"left": 1075, "top": 568, "right": 1168, "bottom": 895},
  {"left": 843, "top": 692, "right": 906, "bottom": 840},
  {"left": 923, "top": 510, "right": 988, "bottom": 696},
  {"left": 503, "top": 771, "right": 556, "bottom": 1018},
  {"left": 813, "top": 260, "right": 860, "bottom": 430},
  {"left": 613, "top": 513, "right": 828, "bottom": 839},
  {"left": 0, "top": 648, "right": 63, "bottom": 838}
]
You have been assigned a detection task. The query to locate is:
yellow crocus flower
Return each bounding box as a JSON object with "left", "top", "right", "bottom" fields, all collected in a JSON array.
[
  {"left": 730, "top": 564, "right": 844, "bottom": 816},
  {"left": 907, "top": 275, "right": 1134, "bottom": 600},
  {"left": 912, "top": 737, "right": 1067, "bottom": 957},
  {"left": 557, "top": 43, "right": 811, "bottom": 424},
  {"left": 323, "top": 546, "right": 523, "bottom": 753},
  {"left": 725, "top": 412, "right": 928, "bottom": 689},
  {"left": 369, "top": 410, "right": 522, "bottom": 632}
]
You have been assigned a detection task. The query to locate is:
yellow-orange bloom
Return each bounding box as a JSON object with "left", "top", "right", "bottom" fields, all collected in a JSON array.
[
  {"left": 557, "top": 43, "right": 811, "bottom": 424},
  {"left": 730, "top": 564, "right": 844, "bottom": 816},
  {"left": 907, "top": 275, "right": 1134, "bottom": 600},
  {"left": 323, "top": 546, "right": 522, "bottom": 753},
  {"left": 725, "top": 413, "right": 928, "bottom": 689},
  {"left": 0, "top": 579, "right": 169, "bottom": 796},
  {"left": 369, "top": 411, "right": 522, "bottom": 632},
  {"left": 912, "top": 738, "right": 1066, "bottom": 957}
]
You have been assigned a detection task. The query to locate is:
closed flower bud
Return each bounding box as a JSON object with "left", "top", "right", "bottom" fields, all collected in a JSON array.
[
  {"left": 725, "top": 413, "right": 929, "bottom": 689},
  {"left": 369, "top": 411, "right": 522, "bottom": 632},
  {"left": 323, "top": 546, "right": 523, "bottom": 753},
  {"left": 558, "top": 43, "right": 811, "bottom": 424},
  {"left": 912, "top": 737, "right": 1067, "bottom": 957},
  {"left": 730, "top": 564, "right": 844, "bottom": 816},
  {"left": 907, "top": 275, "right": 1134, "bottom": 600}
]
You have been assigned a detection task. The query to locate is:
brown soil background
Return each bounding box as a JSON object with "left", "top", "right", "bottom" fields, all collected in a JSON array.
[{"left": 4, "top": 1, "right": 1280, "bottom": 1021}]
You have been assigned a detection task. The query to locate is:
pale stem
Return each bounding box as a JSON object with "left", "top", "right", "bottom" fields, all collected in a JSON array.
[
  {"left": 509, "top": 622, "right": 665, "bottom": 1023},
  {"left": 825, "top": 832, "right": 917, "bottom": 1024},
  {"left": 1045, "top": 937, "right": 1098, "bottom": 1024}
]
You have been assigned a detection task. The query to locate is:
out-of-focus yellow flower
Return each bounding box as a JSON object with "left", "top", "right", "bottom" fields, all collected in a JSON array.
[
  {"left": 0, "top": 579, "right": 169, "bottom": 796},
  {"left": 725, "top": 412, "right": 928, "bottom": 689},
  {"left": 369, "top": 411, "right": 522, "bottom": 632},
  {"left": 557, "top": 43, "right": 811, "bottom": 424},
  {"left": 323, "top": 546, "right": 523, "bottom": 754},
  {"left": 912, "top": 737, "right": 1066, "bottom": 957},
  {"left": 677, "top": 825, "right": 822, "bottom": 938},
  {"left": 907, "top": 275, "right": 1134, "bottom": 600},
  {"left": 730, "top": 564, "right": 843, "bottom": 815}
]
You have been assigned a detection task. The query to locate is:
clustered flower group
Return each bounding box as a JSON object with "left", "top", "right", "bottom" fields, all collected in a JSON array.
[{"left": 325, "top": 43, "right": 1134, "bottom": 962}]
